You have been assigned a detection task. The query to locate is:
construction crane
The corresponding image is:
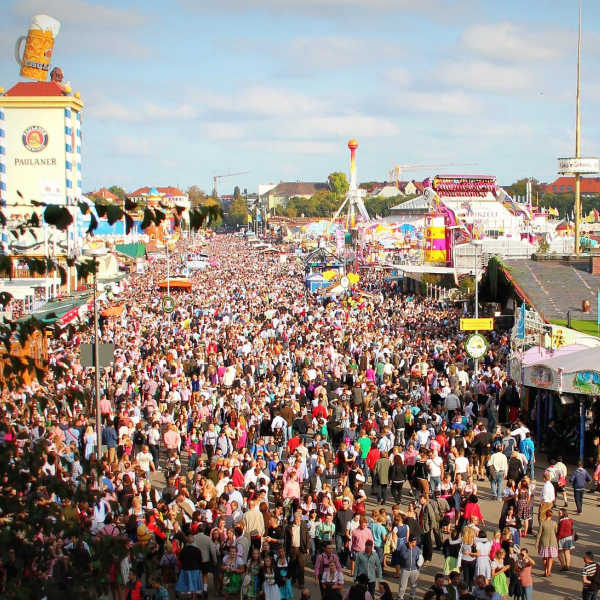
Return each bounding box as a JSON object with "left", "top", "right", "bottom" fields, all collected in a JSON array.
[
  {"left": 388, "top": 163, "right": 478, "bottom": 189},
  {"left": 212, "top": 171, "right": 250, "bottom": 198}
]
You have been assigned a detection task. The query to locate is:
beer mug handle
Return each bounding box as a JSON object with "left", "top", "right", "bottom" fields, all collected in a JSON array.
[{"left": 15, "top": 36, "right": 26, "bottom": 66}]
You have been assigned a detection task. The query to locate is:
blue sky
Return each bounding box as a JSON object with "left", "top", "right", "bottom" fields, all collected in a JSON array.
[{"left": 2, "top": 0, "right": 600, "bottom": 195}]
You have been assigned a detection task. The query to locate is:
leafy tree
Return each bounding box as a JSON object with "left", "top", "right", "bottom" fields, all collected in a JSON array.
[
  {"left": 225, "top": 196, "right": 249, "bottom": 227},
  {"left": 328, "top": 172, "right": 348, "bottom": 197},
  {"left": 187, "top": 185, "right": 208, "bottom": 208},
  {"left": 107, "top": 185, "right": 126, "bottom": 199},
  {"left": 365, "top": 194, "right": 414, "bottom": 218}
]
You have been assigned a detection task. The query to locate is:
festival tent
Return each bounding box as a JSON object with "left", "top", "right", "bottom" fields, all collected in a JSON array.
[{"left": 523, "top": 345, "right": 600, "bottom": 395}]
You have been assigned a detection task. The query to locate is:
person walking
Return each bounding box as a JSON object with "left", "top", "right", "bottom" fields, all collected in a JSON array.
[
  {"left": 314, "top": 544, "right": 342, "bottom": 600},
  {"left": 417, "top": 494, "right": 438, "bottom": 563},
  {"left": 397, "top": 536, "right": 423, "bottom": 600},
  {"left": 581, "top": 551, "right": 600, "bottom": 600},
  {"left": 285, "top": 510, "right": 310, "bottom": 588},
  {"left": 570, "top": 461, "right": 592, "bottom": 514},
  {"left": 556, "top": 508, "right": 575, "bottom": 572},
  {"left": 538, "top": 470, "right": 555, "bottom": 524},
  {"left": 536, "top": 509, "right": 558, "bottom": 577},
  {"left": 373, "top": 451, "right": 391, "bottom": 505},
  {"left": 515, "top": 548, "right": 535, "bottom": 600},
  {"left": 353, "top": 539, "right": 382, "bottom": 597},
  {"left": 519, "top": 433, "right": 535, "bottom": 481},
  {"left": 487, "top": 447, "right": 508, "bottom": 502}
]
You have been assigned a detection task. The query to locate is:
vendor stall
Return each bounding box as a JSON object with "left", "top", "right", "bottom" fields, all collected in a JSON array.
[{"left": 523, "top": 346, "right": 600, "bottom": 461}]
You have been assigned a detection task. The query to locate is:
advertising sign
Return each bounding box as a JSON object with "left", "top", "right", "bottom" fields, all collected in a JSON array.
[
  {"left": 460, "top": 318, "right": 494, "bottom": 331},
  {"left": 557, "top": 157, "right": 600, "bottom": 174}
]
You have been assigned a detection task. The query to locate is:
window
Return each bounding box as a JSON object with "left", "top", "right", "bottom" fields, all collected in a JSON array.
[
  {"left": 553, "top": 185, "right": 558, "bottom": 192},
  {"left": 560, "top": 185, "right": 564, "bottom": 192},
  {"left": 568, "top": 186, "right": 573, "bottom": 191}
]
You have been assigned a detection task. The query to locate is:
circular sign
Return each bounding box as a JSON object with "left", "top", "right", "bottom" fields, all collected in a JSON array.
[
  {"left": 162, "top": 295, "right": 175, "bottom": 313},
  {"left": 22, "top": 126, "right": 48, "bottom": 152},
  {"left": 340, "top": 276, "right": 350, "bottom": 289},
  {"left": 465, "top": 333, "right": 488, "bottom": 359}
]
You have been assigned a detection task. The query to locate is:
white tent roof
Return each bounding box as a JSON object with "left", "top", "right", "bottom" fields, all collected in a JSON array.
[
  {"left": 528, "top": 346, "right": 600, "bottom": 374},
  {"left": 390, "top": 195, "right": 430, "bottom": 211}
]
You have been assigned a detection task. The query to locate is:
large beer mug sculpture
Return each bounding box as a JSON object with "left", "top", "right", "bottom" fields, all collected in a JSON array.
[{"left": 15, "top": 15, "right": 61, "bottom": 81}]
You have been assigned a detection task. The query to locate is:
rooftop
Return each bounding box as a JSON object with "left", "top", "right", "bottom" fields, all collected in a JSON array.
[
  {"left": 4, "top": 81, "right": 65, "bottom": 97},
  {"left": 503, "top": 257, "right": 600, "bottom": 322},
  {"left": 127, "top": 186, "right": 186, "bottom": 198},
  {"left": 268, "top": 182, "right": 330, "bottom": 196}
]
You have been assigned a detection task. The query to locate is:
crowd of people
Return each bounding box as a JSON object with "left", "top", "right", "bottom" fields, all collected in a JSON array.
[{"left": 1, "top": 233, "right": 600, "bottom": 600}]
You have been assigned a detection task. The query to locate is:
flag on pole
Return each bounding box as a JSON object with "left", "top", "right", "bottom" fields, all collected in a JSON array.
[{"left": 516, "top": 303, "right": 526, "bottom": 339}]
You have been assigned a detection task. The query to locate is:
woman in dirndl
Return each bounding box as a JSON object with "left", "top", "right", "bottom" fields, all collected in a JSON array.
[
  {"left": 536, "top": 509, "right": 558, "bottom": 577},
  {"left": 176, "top": 539, "right": 204, "bottom": 598},
  {"left": 222, "top": 548, "right": 245, "bottom": 600},
  {"left": 260, "top": 555, "right": 282, "bottom": 600},
  {"left": 275, "top": 547, "right": 294, "bottom": 600}
]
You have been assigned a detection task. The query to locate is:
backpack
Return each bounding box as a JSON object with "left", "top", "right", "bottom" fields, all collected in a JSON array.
[{"left": 133, "top": 430, "right": 146, "bottom": 446}]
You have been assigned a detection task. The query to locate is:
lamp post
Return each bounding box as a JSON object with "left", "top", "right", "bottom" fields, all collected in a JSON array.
[
  {"left": 85, "top": 248, "right": 107, "bottom": 477},
  {"left": 471, "top": 239, "right": 483, "bottom": 374}
]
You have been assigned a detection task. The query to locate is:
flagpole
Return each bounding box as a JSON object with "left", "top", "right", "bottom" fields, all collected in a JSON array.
[{"left": 574, "top": 0, "right": 582, "bottom": 254}]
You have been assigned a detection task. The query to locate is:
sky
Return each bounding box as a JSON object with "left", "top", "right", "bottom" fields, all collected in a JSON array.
[{"left": 2, "top": 0, "right": 600, "bottom": 195}]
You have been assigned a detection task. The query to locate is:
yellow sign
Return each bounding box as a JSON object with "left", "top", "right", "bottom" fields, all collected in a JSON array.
[{"left": 460, "top": 318, "right": 494, "bottom": 331}]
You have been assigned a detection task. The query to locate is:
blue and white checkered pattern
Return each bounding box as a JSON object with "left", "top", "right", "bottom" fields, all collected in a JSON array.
[
  {"left": 74, "top": 110, "right": 81, "bottom": 199},
  {"left": 64, "top": 107, "right": 73, "bottom": 201},
  {"left": 0, "top": 109, "right": 5, "bottom": 208}
]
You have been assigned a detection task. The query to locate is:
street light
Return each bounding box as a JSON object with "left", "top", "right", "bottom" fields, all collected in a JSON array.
[
  {"left": 471, "top": 239, "right": 483, "bottom": 373},
  {"left": 84, "top": 247, "right": 107, "bottom": 476}
]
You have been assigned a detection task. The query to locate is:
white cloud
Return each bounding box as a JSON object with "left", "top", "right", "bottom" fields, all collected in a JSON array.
[
  {"left": 281, "top": 36, "right": 405, "bottom": 75},
  {"left": 242, "top": 140, "right": 338, "bottom": 155},
  {"left": 180, "top": 0, "right": 479, "bottom": 22},
  {"left": 280, "top": 115, "right": 401, "bottom": 139},
  {"left": 436, "top": 60, "right": 530, "bottom": 92},
  {"left": 113, "top": 135, "right": 153, "bottom": 157},
  {"left": 203, "top": 86, "right": 330, "bottom": 118},
  {"left": 461, "top": 22, "right": 563, "bottom": 62},
  {"left": 395, "top": 90, "right": 480, "bottom": 115},
  {"left": 13, "top": 0, "right": 147, "bottom": 26},
  {"left": 382, "top": 67, "right": 413, "bottom": 87},
  {"left": 202, "top": 122, "right": 246, "bottom": 140},
  {"left": 87, "top": 98, "right": 199, "bottom": 122}
]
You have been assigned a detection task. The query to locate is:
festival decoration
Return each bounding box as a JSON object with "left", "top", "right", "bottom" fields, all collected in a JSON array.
[
  {"left": 162, "top": 295, "right": 175, "bottom": 313},
  {"left": 15, "top": 14, "right": 61, "bottom": 81}
]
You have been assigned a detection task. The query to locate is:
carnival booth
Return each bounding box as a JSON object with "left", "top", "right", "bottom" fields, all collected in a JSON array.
[
  {"left": 305, "top": 273, "right": 329, "bottom": 293},
  {"left": 522, "top": 346, "right": 600, "bottom": 461}
]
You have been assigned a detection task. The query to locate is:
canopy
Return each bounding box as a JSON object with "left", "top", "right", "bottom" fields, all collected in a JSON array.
[
  {"left": 115, "top": 242, "right": 146, "bottom": 259},
  {"left": 524, "top": 345, "right": 600, "bottom": 395},
  {"left": 157, "top": 278, "right": 192, "bottom": 290},
  {"left": 26, "top": 295, "right": 91, "bottom": 325},
  {"left": 101, "top": 305, "right": 125, "bottom": 318},
  {"left": 521, "top": 344, "right": 589, "bottom": 366}
]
